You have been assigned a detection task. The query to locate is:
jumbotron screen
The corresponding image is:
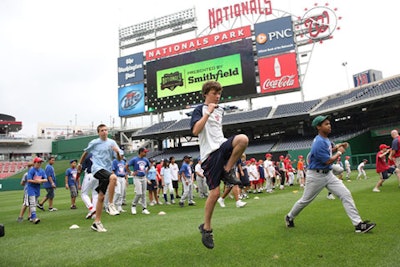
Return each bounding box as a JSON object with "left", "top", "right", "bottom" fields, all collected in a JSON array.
[{"left": 146, "top": 39, "right": 256, "bottom": 112}]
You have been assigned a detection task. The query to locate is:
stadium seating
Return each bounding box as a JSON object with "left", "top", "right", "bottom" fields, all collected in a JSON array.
[
  {"left": 132, "top": 120, "right": 177, "bottom": 136},
  {"left": 165, "top": 118, "right": 191, "bottom": 132},
  {"left": 0, "top": 161, "right": 28, "bottom": 179},
  {"left": 222, "top": 107, "right": 272, "bottom": 125},
  {"left": 272, "top": 99, "right": 321, "bottom": 117}
]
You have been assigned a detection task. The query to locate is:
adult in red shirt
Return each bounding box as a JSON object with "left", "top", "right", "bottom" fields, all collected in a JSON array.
[{"left": 373, "top": 144, "right": 395, "bottom": 192}]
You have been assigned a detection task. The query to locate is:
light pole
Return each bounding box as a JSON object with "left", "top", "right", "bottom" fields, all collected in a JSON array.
[{"left": 342, "top": 62, "right": 350, "bottom": 90}]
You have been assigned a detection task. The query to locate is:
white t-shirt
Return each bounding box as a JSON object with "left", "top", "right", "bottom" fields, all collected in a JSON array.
[{"left": 169, "top": 163, "right": 179, "bottom": 181}]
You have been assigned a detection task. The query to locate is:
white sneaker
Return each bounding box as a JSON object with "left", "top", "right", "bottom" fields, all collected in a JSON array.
[
  {"left": 279, "top": 185, "right": 284, "bottom": 190},
  {"left": 327, "top": 194, "right": 335, "bottom": 200},
  {"left": 217, "top": 197, "right": 226, "bottom": 208},
  {"left": 142, "top": 209, "right": 150, "bottom": 215},
  {"left": 131, "top": 206, "right": 137, "bottom": 215},
  {"left": 236, "top": 200, "right": 247, "bottom": 208},
  {"left": 372, "top": 188, "right": 380, "bottom": 192},
  {"left": 149, "top": 201, "right": 155, "bottom": 206},
  {"left": 91, "top": 221, "right": 107, "bottom": 232},
  {"left": 107, "top": 203, "right": 120, "bottom": 216},
  {"left": 171, "top": 199, "right": 175, "bottom": 204}
]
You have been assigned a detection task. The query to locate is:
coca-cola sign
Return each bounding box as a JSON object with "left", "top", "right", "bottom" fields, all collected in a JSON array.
[{"left": 258, "top": 52, "right": 300, "bottom": 94}]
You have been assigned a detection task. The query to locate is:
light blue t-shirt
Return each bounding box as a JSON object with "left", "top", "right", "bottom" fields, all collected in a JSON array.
[
  {"left": 308, "top": 135, "right": 333, "bottom": 170},
  {"left": 84, "top": 138, "right": 120, "bottom": 175},
  {"left": 147, "top": 166, "right": 157, "bottom": 181}
]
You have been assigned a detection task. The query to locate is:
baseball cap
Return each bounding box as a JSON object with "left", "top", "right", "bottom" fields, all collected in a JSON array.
[
  {"left": 279, "top": 155, "right": 284, "bottom": 159},
  {"left": 138, "top": 147, "right": 149, "bottom": 153},
  {"left": 70, "top": 159, "right": 77, "bottom": 164},
  {"left": 183, "top": 155, "right": 192, "bottom": 160},
  {"left": 33, "top": 157, "right": 44, "bottom": 163},
  {"left": 265, "top": 153, "right": 272, "bottom": 158},
  {"left": 379, "top": 144, "right": 390, "bottom": 150},
  {"left": 311, "top": 115, "right": 330, "bottom": 127}
]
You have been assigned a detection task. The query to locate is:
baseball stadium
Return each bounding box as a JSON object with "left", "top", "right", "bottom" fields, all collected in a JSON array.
[{"left": 1, "top": 1, "right": 400, "bottom": 266}]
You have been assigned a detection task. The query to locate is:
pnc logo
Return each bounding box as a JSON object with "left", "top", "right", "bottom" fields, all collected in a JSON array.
[{"left": 256, "top": 28, "right": 293, "bottom": 45}]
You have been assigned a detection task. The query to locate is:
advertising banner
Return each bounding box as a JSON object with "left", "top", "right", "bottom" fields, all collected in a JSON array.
[
  {"left": 117, "top": 52, "right": 144, "bottom": 86},
  {"left": 258, "top": 52, "right": 300, "bottom": 94},
  {"left": 254, "top": 16, "right": 295, "bottom": 57},
  {"left": 156, "top": 54, "right": 243, "bottom": 98},
  {"left": 118, "top": 84, "right": 145, "bottom": 117},
  {"left": 146, "top": 39, "right": 256, "bottom": 112},
  {"left": 146, "top": 26, "right": 251, "bottom": 61}
]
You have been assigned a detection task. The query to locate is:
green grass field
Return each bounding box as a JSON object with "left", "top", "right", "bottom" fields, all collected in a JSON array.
[{"left": 1, "top": 170, "right": 399, "bottom": 267}]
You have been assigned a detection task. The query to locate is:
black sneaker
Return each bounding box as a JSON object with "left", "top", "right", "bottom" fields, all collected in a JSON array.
[
  {"left": 198, "top": 223, "right": 214, "bottom": 249},
  {"left": 179, "top": 202, "right": 184, "bottom": 208},
  {"left": 285, "top": 215, "right": 295, "bottom": 228},
  {"left": 222, "top": 168, "right": 241, "bottom": 185},
  {"left": 355, "top": 221, "right": 376, "bottom": 233},
  {"left": 37, "top": 203, "right": 45, "bottom": 211}
]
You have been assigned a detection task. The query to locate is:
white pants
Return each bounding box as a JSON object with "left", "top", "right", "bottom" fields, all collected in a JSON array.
[
  {"left": 180, "top": 180, "right": 193, "bottom": 203},
  {"left": 132, "top": 176, "right": 147, "bottom": 208},
  {"left": 196, "top": 176, "right": 208, "bottom": 197},
  {"left": 288, "top": 170, "right": 362, "bottom": 226},
  {"left": 81, "top": 172, "right": 99, "bottom": 210}
]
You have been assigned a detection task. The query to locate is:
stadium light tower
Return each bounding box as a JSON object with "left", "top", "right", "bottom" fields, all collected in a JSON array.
[{"left": 342, "top": 62, "right": 350, "bottom": 90}]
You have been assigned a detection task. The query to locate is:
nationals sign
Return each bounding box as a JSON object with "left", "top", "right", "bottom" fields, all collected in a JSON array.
[
  {"left": 258, "top": 52, "right": 300, "bottom": 94},
  {"left": 146, "top": 26, "right": 251, "bottom": 61}
]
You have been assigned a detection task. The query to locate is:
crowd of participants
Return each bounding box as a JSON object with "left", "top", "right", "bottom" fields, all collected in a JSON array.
[{"left": 16, "top": 130, "right": 400, "bottom": 225}]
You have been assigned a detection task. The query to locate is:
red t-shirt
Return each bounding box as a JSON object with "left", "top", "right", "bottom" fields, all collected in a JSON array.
[{"left": 376, "top": 151, "right": 389, "bottom": 173}]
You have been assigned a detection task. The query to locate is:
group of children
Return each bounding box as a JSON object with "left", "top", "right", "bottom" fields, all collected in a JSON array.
[{"left": 17, "top": 142, "right": 399, "bottom": 224}]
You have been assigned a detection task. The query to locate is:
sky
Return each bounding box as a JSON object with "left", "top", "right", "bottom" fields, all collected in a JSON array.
[{"left": 1, "top": 0, "right": 399, "bottom": 137}]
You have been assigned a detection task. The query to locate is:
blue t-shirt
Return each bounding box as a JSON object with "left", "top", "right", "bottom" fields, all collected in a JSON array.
[
  {"left": 179, "top": 162, "right": 192, "bottom": 179},
  {"left": 27, "top": 167, "right": 47, "bottom": 196},
  {"left": 308, "top": 135, "right": 333, "bottom": 170},
  {"left": 65, "top": 167, "right": 78, "bottom": 186},
  {"left": 128, "top": 156, "right": 150, "bottom": 177},
  {"left": 112, "top": 159, "right": 127, "bottom": 177},
  {"left": 147, "top": 166, "right": 157, "bottom": 180},
  {"left": 84, "top": 138, "right": 121, "bottom": 175},
  {"left": 43, "top": 164, "right": 56, "bottom": 189}
]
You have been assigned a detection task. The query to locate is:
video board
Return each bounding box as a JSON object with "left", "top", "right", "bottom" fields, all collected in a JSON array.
[{"left": 146, "top": 39, "right": 256, "bottom": 112}]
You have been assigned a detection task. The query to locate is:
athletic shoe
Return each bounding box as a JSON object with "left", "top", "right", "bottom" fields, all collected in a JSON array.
[
  {"left": 179, "top": 201, "right": 184, "bottom": 207},
  {"left": 17, "top": 217, "right": 23, "bottom": 223},
  {"left": 279, "top": 185, "right": 284, "bottom": 190},
  {"left": 285, "top": 215, "right": 294, "bottom": 228},
  {"left": 355, "top": 221, "right": 376, "bottom": 233},
  {"left": 149, "top": 201, "right": 155, "bottom": 206},
  {"left": 32, "top": 218, "right": 40, "bottom": 224},
  {"left": 217, "top": 197, "right": 226, "bottom": 208},
  {"left": 85, "top": 210, "right": 96, "bottom": 219},
  {"left": 107, "top": 203, "right": 120, "bottom": 216},
  {"left": 327, "top": 194, "right": 335, "bottom": 200},
  {"left": 236, "top": 200, "right": 247, "bottom": 208},
  {"left": 188, "top": 202, "right": 196, "bottom": 206},
  {"left": 37, "top": 203, "right": 45, "bottom": 211},
  {"left": 165, "top": 202, "right": 171, "bottom": 205},
  {"left": 131, "top": 206, "right": 137, "bottom": 215},
  {"left": 91, "top": 221, "right": 107, "bottom": 232},
  {"left": 171, "top": 199, "right": 176, "bottom": 204},
  {"left": 198, "top": 223, "right": 214, "bottom": 249},
  {"left": 222, "top": 168, "right": 241, "bottom": 185},
  {"left": 142, "top": 209, "right": 150, "bottom": 215},
  {"left": 119, "top": 208, "right": 127, "bottom": 213},
  {"left": 48, "top": 207, "right": 58, "bottom": 212},
  {"left": 372, "top": 188, "right": 380, "bottom": 192},
  {"left": 70, "top": 205, "right": 77, "bottom": 209}
]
